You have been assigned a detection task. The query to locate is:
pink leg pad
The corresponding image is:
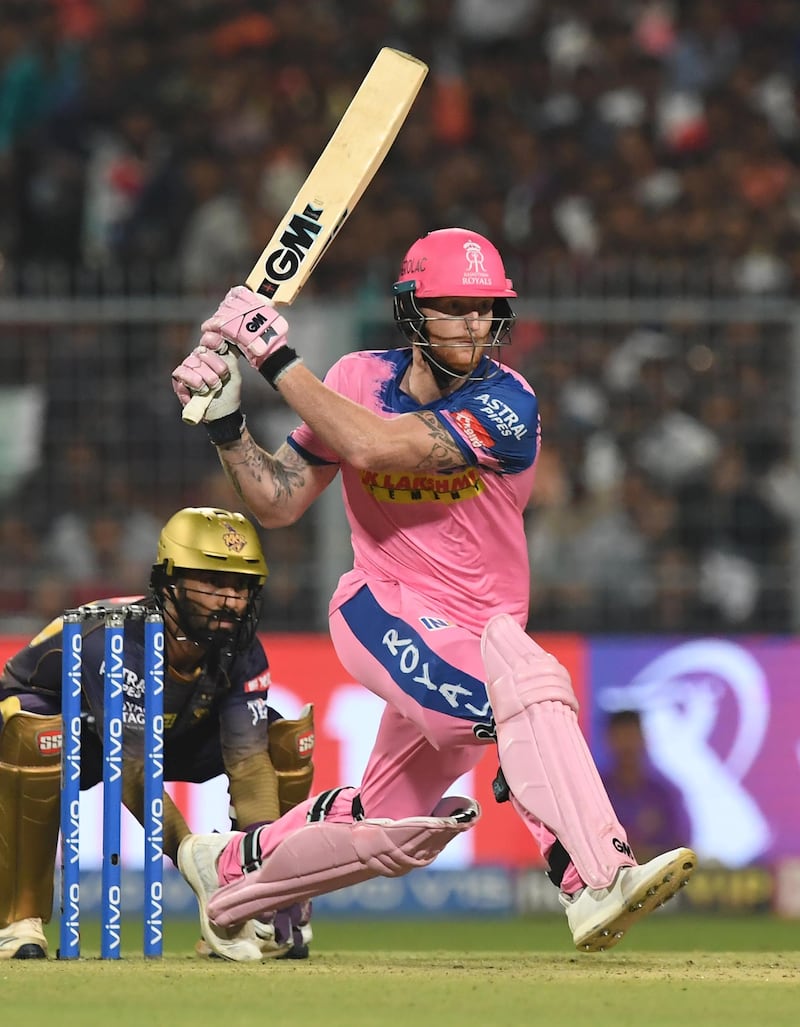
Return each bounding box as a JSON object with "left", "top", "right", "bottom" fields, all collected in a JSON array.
[
  {"left": 509, "top": 796, "right": 585, "bottom": 894},
  {"left": 208, "top": 796, "right": 480, "bottom": 928},
  {"left": 482, "top": 614, "right": 633, "bottom": 888}
]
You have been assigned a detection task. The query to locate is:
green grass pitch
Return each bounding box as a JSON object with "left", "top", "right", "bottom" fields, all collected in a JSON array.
[{"left": 4, "top": 915, "right": 798, "bottom": 1027}]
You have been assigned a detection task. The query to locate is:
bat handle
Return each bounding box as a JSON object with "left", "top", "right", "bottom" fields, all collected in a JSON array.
[
  {"left": 180, "top": 340, "right": 236, "bottom": 425},
  {"left": 182, "top": 391, "right": 213, "bottom": 425}
]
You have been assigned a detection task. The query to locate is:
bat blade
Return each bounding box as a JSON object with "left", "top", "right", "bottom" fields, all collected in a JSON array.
[{"left": 182, "top": 48, "right": 428, "bottom": 424}]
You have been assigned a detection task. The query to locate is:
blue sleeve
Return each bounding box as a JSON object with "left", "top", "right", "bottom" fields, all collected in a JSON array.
[{"left": 437, "top": 375, "right": 540, "bottom": 474}]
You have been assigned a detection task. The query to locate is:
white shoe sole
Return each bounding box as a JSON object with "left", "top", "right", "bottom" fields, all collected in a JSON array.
[
  {"left": 573, "top": 847, "right": 697, "bottom": 952},
  {"left": 0, "top": 918, "right": 48, "bottom": 960},
  {"left": 0, "top": 942, "right": 47, "bottom": 960},
  {"left": 194, "top": 935, "right": 302, "bottom": 960},
  {"left": 178, "top": 834, "right": 268, "bottom": 962}
]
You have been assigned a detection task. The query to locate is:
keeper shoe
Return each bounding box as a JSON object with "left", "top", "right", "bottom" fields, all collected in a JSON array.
[
  {"left": 178, "top": 832, "right": 292, "bottom": 962},
  {"left": 0, "top": 917, "right": 48, "bottom": 960},
  {"left": 560, "top": 847, "right": 697, "bottom": 953}
]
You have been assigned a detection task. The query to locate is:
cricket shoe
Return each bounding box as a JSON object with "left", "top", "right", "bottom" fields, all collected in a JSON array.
[
  {"left": 560, "top": 847, "right": 697, "bottom": 953},
  {"left": 178, "top": 832, "right": 292, "bottom": 962},
  {"left": 0, "top": 917, "right": 48, "bottom": 960},
  {"left": 195, "top": 902, "right": 312, "bottom": 961}
]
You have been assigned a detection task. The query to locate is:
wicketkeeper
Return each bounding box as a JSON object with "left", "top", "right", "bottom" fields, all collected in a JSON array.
[{"left": 0, "top": 506, "right": 314, "bottom": 961}]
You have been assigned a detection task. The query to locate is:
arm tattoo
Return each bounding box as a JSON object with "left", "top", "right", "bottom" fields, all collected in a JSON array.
[
  {"left": 219, "top": 436, "right": 308, "bottom": 505},
  {"left": 412, "top": 411, "right": 469, "bottom": 470}
]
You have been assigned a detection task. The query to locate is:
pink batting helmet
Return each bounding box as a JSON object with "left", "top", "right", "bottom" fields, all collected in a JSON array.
[
  {"left": 392, "top": 228, "right": 517, "bottom": 366},
  {"left": 394, "top": 228, "right": 516, "bottom": 298}
]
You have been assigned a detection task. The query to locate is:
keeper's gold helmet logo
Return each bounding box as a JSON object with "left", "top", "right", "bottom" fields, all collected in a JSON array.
[{"left": 222, "top": 522, "right": 247, "bottom": 553}]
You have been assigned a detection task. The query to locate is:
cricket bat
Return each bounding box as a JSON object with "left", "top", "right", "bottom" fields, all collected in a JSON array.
[{"left": 182, "top": 47, "right": 428, "bottom": 424}]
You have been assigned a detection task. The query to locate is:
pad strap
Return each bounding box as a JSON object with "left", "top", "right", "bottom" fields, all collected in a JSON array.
[{"left": 306, "top": 787, "right": 349, "bottom": 825}]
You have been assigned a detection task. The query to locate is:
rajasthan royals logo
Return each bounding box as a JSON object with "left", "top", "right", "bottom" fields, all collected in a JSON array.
[
  {"left": 464, "top": 240, "right": 487, "bottom": 275},
  {"left": 462, "top": 240, "right": 492, "bottom": 286},
  {"left": 221, "top": 521, "right": 247, "bottom": 552}
]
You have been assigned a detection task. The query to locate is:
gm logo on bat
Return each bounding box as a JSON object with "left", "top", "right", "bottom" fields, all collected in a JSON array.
[{"left": 257, "top": 202, "right": 350, "bottom": 297}]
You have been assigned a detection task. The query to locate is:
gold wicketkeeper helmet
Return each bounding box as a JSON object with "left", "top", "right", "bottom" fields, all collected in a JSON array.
[{"left": 150, "top": 507, "right": 268, "bottom": 654}]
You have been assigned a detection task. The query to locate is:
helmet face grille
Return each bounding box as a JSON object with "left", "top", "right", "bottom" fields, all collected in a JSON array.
[
  {"left": 392, "top": 281, "right": 516, "bottom": 383},
  {"left": 161, "top": 576, "right": 264, "bottom": 657}
]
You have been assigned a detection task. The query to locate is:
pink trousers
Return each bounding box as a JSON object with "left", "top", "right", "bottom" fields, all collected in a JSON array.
[{"left": 218, "top": 583, "right": 584, "bottom": 893}]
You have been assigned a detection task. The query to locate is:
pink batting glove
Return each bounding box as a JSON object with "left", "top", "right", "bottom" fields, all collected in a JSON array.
[
  {"left": 171, "top": 345, "right": 232, "bottom": 407},
  {"left": 200, "top": 285, "right": 289, "bottom": 370}
]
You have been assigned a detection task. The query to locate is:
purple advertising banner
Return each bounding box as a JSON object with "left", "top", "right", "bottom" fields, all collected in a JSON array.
[{"left": 589, "top": 637, "right": 800, "bottom": 869}]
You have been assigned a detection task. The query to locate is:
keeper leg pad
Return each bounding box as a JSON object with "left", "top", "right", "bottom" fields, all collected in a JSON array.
[
  {"left": 481, "top": 615, "right": 633, "bottom": 889},
  {"left": 268, "top": 704, "right": 315, "bottom": 815},
  {"left": 0, "top": 701, "right": 62, "bottom": 924},
  {"left": 207, "top": 795, "right": 480, "bottom": 928}
]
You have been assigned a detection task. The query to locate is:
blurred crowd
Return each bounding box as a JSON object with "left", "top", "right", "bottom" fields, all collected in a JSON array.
[
  {"left": 1, "top": 0, "right": 800, "bottom": 633},
  {"left": 3, "top": 0, "right": 800, "bottom": 294},
  {"left": 522, "top": 316, "right": 797, "bottom": 632}
]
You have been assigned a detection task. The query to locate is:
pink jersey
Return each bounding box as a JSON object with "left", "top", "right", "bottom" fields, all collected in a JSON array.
[{"left": 289, "top": 348, "right": 540, "bottom": 635}]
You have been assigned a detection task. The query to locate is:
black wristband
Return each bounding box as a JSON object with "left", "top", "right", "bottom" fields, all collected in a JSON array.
[
  {"left": 258, "top": 346, "right": 301, "bottom": 389},
  {"left": 204, "top": 409, "right": 245, "bottom": 445}
]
